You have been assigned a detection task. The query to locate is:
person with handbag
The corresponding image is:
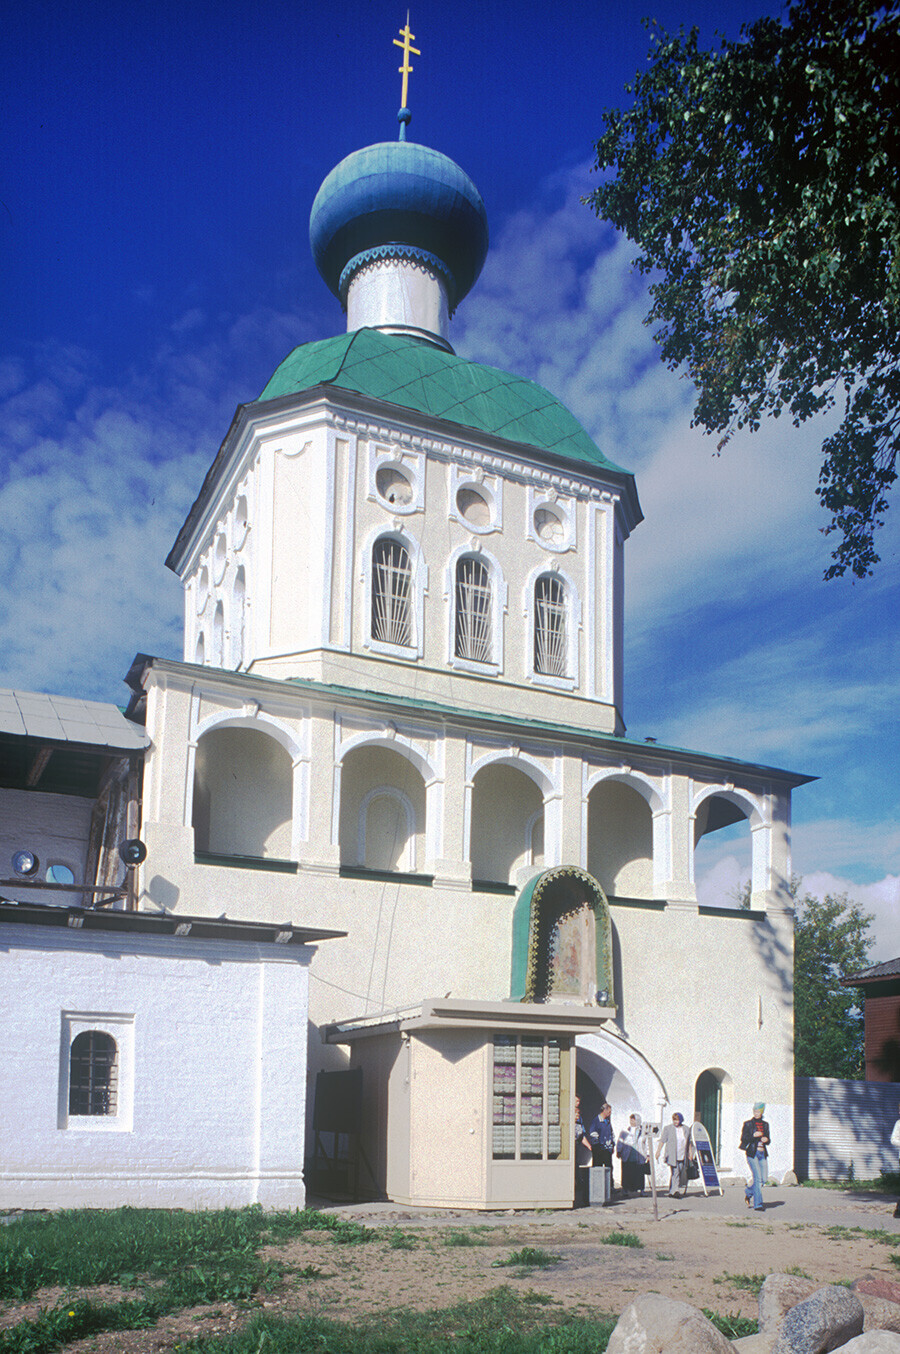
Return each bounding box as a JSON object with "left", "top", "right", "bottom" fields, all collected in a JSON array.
[
  {"left": 616, "top": 1113, "right": 647, "bottom": 1195},
  {"left": 656, "top": 1111, "right": 693, "bottom": 1197},
  {"left": 739, "top": 1102, "right": 770, "bottom": 1211}
]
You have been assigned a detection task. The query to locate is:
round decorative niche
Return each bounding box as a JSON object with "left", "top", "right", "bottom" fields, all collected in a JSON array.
[
  {"left": 375, "top": 463, "right": 414, "bottom": 508},
  {"left": 456, "top": 485, "right": 492, "bottom": 529},
  {"left": 196, "top": 566, "right": 210, "bottom": 614},
  {"left": 533, "top": 504, "right": 566, "bottom": 545},
  {"left": 212, "top": 532, "right": 227, "bottom": 584},
  {"left": 233, "top": 495, "right": 249, "bottom": 549}
]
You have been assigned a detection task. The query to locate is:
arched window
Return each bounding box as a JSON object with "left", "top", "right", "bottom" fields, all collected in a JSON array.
[
  {"left": 231, "top": 567, "right": 246, "bottom": 668},
  {"left": 371, "top": 538, "right": 413, "bottom": 647},
  {"left": 534, "top": 574, "right": 567, "bottom": 677},
  {"left": 455, "top": 556, "right": 492, "bottom": 663},
  {"left": 69, "top": 1031, "right": 118, "bottom": 1116},
  {"left": 212, "top": 601, "right": 224, "bottom": 666}
]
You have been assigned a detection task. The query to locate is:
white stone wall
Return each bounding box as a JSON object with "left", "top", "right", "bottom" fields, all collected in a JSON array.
[
  {"left": 0, "top": 924, "right": 312, "bottom": 1210},
  {"left": 177, "top": 404, "right": 632, "bottom": 736}
]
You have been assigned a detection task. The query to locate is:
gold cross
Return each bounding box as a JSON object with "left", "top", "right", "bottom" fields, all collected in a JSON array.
[{"left": 393, "top": 14, "right": 420, "bottom": 110}]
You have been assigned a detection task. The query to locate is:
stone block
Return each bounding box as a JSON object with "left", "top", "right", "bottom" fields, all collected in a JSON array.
[
  {"left": 759, "top": 1274, "right": 816, "bottom": 1334},
  {"left": 606, "top": 1292, "right": 734, "bottom": 1353},
  {"left": 856, "top": 1279, "right": 900, "bottom": 1308},
  {"left": 772, "top": 1285, "right": 864, "bottom": 1353},
  {"left": 861, "top": 1296, "right": 900, "bottom": 1334},
  {"left": 838, "top": 1335, "right": 900, "bottom": 1352}
]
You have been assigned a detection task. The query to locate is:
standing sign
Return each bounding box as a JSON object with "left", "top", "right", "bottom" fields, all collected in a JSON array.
[{"left": 689, "top": 1121, "right": 722, "bottom": 1196}]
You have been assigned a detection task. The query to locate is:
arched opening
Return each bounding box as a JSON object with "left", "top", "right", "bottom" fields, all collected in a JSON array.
[
  {"left": 339, "top": 744, "right": 426, "bottom": 872},
  {"left": 230, "top": 567, "right": 246, "bottom": 668},
  {"left": 455, "top": 555, "right": 493, "bottom": 663},
  {"left": 193, "top": 726, "right": 293, "bottom": 860},
  {"left": 587, "top": 780, "right": 653, "bottom": 899},
  {"left": 371, "top": 536, "right": 413, "bottom": 648},
  {"left": 694, "top": 795, "right": 752, "bottom": 907},
  {"left": 470, "top": 763, "right": 543, "bottom": 886},
  {"left": 211, "top": 601, "right": 224, "bottom": 667},
  {"left": 69, "top": 1031, "right": 118, "bottom": 1117},
  {"left": 694, "top": 1069, "right": 724, "bottom": 1161},
  {"left": 534, "top": 574, "right": 568, "bottom": 677}
]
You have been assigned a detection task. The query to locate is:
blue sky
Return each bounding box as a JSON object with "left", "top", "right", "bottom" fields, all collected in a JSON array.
[{"left": 2, "top": 0, "right": 897, "bottom": 954}]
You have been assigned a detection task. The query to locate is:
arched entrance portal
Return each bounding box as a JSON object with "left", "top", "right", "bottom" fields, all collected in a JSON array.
[{"left": 694, "top": 1069, "right": 727, "bottom": 1161}]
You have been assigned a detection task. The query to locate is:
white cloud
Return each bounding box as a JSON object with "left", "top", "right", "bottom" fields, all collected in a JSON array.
[{"left": 0, "top": 305, "right": 312, "bottom": 704}]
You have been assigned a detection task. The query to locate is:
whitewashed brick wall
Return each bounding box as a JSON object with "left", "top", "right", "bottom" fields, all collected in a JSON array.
[{"left": 0, "top": 923, "right": 312, "bottom": 1210}]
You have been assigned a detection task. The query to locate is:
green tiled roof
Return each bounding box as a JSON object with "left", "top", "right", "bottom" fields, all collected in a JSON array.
[{"left": 259, "top": 328, "right": 627, "bottom": 473}]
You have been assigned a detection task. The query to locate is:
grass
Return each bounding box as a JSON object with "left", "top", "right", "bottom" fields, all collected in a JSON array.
[
  {"left": 702, "top": 1310, "right": 759, "bottom": 1340},
  {"left": 802, "top": 1171, "right": 900, "bottom": 1195},
  {"left": 823, "top": 1224, "right": 898, "bottom": 1245},
  {"left": 599, "top": 1232, "right": 643, "bottom": 1249},
  {"left": 714, "top": 1273, "right": 768, "bottom": 1297},
  {"left": 492, "top": 1247, "right": 562, "bottom": 1270},
  {"left": 0, "top": 1206, "right": 375, "bottom": 1354},
  {"left": 387, "top": 1231, "right": 417, "bottom": 1251},
  {"left": 784, "top": 1265, "right": 812, "bottom": 1280},
  {"left": 171, "top": 1288, "right": 618, "bottom": 1353},
  {"left": 444, "top": 1231, "right": 489, "bottom": 1248}
]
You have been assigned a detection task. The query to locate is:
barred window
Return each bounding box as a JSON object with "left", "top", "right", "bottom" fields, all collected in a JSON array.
[
  {"left": 534, "top": 575, "right": 567, "bottom": 677},
  {"left": 69, "top": 1030, "right": 118, "bottom": 1116},
  {"left": 455, "top": 557, "right": 492, "bottom": 663},
  {"left": 372, "top": 538, "right": 413, "bottom": 647}
]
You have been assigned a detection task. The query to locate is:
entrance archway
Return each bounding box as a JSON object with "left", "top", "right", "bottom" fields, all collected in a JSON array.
[{"left": 694, "top": 1069, "right": 726, "bottom": 1160}]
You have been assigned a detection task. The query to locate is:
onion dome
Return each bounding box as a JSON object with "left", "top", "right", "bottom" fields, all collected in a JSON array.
[{"left": 309, "top": 141, "right": 489, "bottom": 314}]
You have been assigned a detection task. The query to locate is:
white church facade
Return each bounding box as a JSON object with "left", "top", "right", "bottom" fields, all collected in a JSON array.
[
  {"left": 1, "top": 88, "right": 810, "bottom": 1210},
  {"left": 127, "top": 126, "right": 806, "bottom": 1206}
]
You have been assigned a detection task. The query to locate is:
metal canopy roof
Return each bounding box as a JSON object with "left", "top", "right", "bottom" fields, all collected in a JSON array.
[
  {"left": 0, "top": 687, "right": 148, "bottom": 798},
  {"left": 0, "top": 900, "right": 344, "bottom": 948}
]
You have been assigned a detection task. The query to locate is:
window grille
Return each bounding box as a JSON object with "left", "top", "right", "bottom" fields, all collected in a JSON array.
[
  {"left": 492, "top": 1035, "right": 566, "bottom": 1160},
  {"left": 455, "top": 557, "right": 492, "bottom": 662},
  {"left": 69, "top": 1030, "right": 118, "bottom": 1116},
  {"left": 534, "top": 575, "right": 567, "bottom": 676},
  {"left": 372, "top": 538, "right": 413, "bottom": 647}
]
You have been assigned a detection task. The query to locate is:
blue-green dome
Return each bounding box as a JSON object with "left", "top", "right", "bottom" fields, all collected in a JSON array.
[{"left": 309, "top": 141, "right": 489, "bottom": 311}]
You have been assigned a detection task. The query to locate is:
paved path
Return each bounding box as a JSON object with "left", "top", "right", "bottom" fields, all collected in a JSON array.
[{"left": 314, "top": 1179, "right": 900, "bottom": 1235}]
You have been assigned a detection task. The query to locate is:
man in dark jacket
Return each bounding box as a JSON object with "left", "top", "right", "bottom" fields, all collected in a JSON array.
[
  {"left": 740, "top": 1102, "right": 770, "bottom": 1211},
  {"left": 588, "top": 1102, "right": 615, "bottom": 1168}
]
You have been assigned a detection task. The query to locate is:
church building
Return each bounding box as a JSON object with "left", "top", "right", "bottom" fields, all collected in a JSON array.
[
  {"left": 127, "top": 30, "right": 808, "bottom": 1209},
  {"left": 3, "top": 26, "right": 810, "bottom": 1211}
]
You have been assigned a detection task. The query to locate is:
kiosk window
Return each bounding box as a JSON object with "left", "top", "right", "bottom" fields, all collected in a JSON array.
[{"left": 492, "top": 1035, "right": 566, "bottom": 1160}]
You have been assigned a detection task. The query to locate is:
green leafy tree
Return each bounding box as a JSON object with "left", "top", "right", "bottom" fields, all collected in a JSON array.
[
  {"left": 586, "top": 0, "right": 900, "bottom": 577},
  {"left": 792, "top": 879, "right": 873, "bottom": 1078}
]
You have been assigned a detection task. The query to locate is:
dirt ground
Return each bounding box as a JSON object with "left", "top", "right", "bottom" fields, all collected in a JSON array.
[{"left": 4, "top": 1188, "right": 900, "bottom": 1352}]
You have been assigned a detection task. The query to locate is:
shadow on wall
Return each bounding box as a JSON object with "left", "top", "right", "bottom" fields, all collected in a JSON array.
[
  {"left": 874, "top": 1006, "right": 900, "bottom": 1082},
  {"left": 795, "top": 1075, "right": 900, "bottom": 1181}
]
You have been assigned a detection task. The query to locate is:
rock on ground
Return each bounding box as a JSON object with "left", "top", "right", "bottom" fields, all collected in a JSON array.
[
  {"left": 606, "top": 1292, "right": 733, "bottom": 1353},
  {"left": 860, "top": 1295, "right": 900, "bottom": 1334},
  {"left": 772, "top": 1284, "right": 864, "bottom": 1353},
  {"left": 759, "top": 1275, "right": 816, "bottom": 1334},
  {"left": 839, "top": 1335, "right": 900, "bottom": 1352}
]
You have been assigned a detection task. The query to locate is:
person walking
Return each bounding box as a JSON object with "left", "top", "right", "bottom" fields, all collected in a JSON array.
[
  {"left": 617, "top": 1113, "right": 647, "bottom": 1194},
  {"left": 739, "top": 1102, "right": 770, "bottom": 1212},
  {"left": 656, "top": 1111, "right": 691, "bottom": 1197},
  {"left": 574, "top": 1095, "right": 591, "bottom": 1207}
]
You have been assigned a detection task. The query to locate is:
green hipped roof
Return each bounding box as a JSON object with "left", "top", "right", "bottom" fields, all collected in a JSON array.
[{"left": 259, "top": 328, "right": 627, "bottom": 474}]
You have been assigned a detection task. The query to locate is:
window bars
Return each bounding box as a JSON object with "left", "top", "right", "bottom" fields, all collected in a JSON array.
[
  {"left": 69, "top": 1030, "right": 118, "bottom": 1116},
  {"left": 455, "top": 557, "right": 493, "bottom": 663},
  {"left": 534, "top": 575, "right": 567, "bottom": 676},
  {"left": 372, "top": 538, "right": 413, "bottom": 647}
]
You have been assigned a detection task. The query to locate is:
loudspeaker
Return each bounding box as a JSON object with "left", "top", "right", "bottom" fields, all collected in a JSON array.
[{"left": 118, "top": 838, "right": 147, "bottom": 867}]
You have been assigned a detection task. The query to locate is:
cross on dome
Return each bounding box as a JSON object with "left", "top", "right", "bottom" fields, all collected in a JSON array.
[{"left": 393, "top": 14, "right": 420, "bottom": 140}]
